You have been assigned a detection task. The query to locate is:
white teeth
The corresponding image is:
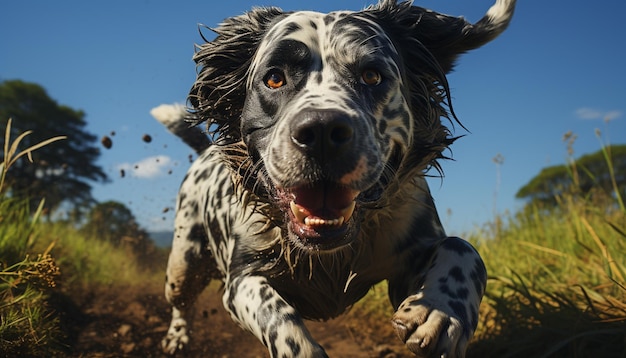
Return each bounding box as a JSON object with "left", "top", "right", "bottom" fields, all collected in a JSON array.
[
  {"left": 289, "top": 200, "right": 355, "bottom": 228},
  {"left": 339, "top": 201, "right": 356, "bottom": 224},
  {"left": 290, "top": 201, "right": 307, "bottom": 223},
  {"left": 304, "top": 216, "right": 344, "bottom": 227}
]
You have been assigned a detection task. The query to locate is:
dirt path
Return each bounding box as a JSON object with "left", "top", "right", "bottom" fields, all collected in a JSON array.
[{"left": 57, "top": 283, "right": 413, "bottom": 357}]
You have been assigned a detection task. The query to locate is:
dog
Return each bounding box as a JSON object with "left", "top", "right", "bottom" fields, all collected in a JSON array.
[{"left": 158, "top": 0, "right": 515, "bottom": 356}]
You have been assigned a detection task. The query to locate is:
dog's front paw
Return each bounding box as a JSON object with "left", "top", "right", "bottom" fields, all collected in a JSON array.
[
  {"left": 161, "top": 317, "right": 190, "bottom": 355},
  {"left": 392, "top": 295, "right": 468, "bottom": 358}
]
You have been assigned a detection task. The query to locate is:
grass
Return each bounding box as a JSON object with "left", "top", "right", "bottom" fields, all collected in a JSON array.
[
  {"left": 0, "top": 118, "right": 164, "bottom": 355},
  {"left": 462, "top": 133, "right": 625, "bottom": 357},
  {"left": 31, "top": 221, "right": 165, "bottom": 288},
  {"left": 0, "top": 118, "right": 66, "bottom": 355},
  {"left": 468, "top": 195, "right": 625, "bottom": 357}
]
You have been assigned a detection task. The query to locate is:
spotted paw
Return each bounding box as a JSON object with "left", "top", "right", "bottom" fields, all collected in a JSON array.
[
  {"left": 161, "top": 317, "right": 190, "bottom": 355},
  {"left": 392, "top": 295, "right": 468, "bottom": 358}
]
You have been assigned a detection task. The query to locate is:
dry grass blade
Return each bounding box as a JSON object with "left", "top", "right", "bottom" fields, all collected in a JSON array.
[
  {"left": 1, "top": 118, "right": 67, "bottom": 192},
  {"left": 518, "top": 241, "right": 570, "bottom": 258},
  {"left": 581, "top": 216, "right": 625, "bottom": 284}
]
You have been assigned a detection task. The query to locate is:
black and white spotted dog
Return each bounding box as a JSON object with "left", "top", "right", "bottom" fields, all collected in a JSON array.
[{"left": 159, "top": 0, "right": 515, "bottom": 356}]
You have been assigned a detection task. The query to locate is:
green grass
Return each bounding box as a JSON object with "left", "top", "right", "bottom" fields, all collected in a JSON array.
[
  {"left": 0, "top": 118, "right": 164, "bottom": 355},
  {"left": 0, "top": 119, "right": 66, "bottom": 355},
  {"left": 31, "top": 221, "right": 165, "bottom": 288},
  {"left": 468, "top": 193, "right": 625, "bottom": 357},
  {"left": 0, "top": 201, "right": 165, "bottom": 355}
]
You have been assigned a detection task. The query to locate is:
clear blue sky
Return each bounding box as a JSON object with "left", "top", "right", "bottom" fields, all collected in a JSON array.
[{"left": 2, "top": 0, "right": 625, "bottom": 236}]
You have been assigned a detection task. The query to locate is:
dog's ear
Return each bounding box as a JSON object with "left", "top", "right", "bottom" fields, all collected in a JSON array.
[
  {"left": 368, "top": 0, "right": 516, "bottom": 73},
  {"left": 188, "top": 7, "right": 287, "bottom": 141},
  {"left": 363, "top": 0, "right": 515, "bottom": 179}
]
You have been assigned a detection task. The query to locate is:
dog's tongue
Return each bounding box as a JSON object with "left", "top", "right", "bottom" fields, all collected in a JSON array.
[{"left": 290, "top": 184, "right": 358, "bottom": 228}]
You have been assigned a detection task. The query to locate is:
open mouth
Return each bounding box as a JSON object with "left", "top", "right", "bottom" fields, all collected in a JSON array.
[{"left": 279, "top": 182, "right": 360, "bottom": 249}]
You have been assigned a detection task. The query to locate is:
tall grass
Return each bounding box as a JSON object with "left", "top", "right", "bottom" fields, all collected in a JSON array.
[
  {"left": 0, "top": 118, "right": 66, "bottom": 355},
  {"left": 0, "top": 118, "right": 164, "bottom": 355},
  {"left": 31, "top": 221, "right": 164, "bottom": 288},
  {"left": 468, "top": 136, "right": 626, "bottom": 357},
  {"left": 469, "top": 199, "right": 625, "bottom": 357}
]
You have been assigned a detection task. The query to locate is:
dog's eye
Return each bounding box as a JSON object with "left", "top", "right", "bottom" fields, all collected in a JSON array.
[
  {"left": 265, "top": 71, "right": 286, "bottom": 89},
  {"left": 361, "top": 69, "right": 382, "bottom": 86}
]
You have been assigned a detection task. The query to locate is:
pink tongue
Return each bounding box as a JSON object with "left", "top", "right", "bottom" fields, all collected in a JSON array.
[{"left": 292, "top": 185, "right": 355, "bottom": 217}]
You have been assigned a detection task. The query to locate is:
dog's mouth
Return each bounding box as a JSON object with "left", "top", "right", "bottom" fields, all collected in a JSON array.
[{"left": 278, "top": 182, "right": 360, "bottom": 251}]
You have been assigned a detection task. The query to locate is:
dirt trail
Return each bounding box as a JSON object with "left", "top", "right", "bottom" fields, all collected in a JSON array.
[{"left": 57, "top": 282, "right": 413, "bottom": 357}]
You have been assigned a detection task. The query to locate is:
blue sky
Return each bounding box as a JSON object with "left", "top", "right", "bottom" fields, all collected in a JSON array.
[{"left": 1, "top": 0, "right": 625, "bottom": 236}]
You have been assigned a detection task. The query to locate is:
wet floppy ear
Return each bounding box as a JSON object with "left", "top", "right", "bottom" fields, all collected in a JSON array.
[
  {"left": 187, "top": 7, "right": 287, "bottom": 141},
  {"left": 369, "top": 0, "right": 516, "bottom": 73}
]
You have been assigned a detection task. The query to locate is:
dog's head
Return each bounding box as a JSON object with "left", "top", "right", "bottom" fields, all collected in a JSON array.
[{"left": 188, "top": 0, "right": 515, "bottom": 252}]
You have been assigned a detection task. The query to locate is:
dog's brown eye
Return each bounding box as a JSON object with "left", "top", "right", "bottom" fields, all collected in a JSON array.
[
  {"left": 361, "top": 69, "right": 382, "bottom": 86},
  {"left": 265, "top": 71, "right": 285, "bottom": 89}
]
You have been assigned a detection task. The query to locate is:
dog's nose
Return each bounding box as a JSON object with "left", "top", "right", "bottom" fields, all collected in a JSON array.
[{"left": 291, "top": 110, "right": 354, "bottom": 159}]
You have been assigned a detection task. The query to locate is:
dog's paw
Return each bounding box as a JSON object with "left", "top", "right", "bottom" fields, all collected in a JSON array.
[
  {"left": 392, "top": 295, "right": 468, "bottom": 358},
  {"left": 161, "top": 317, "right": 190, "bottom": 355}
]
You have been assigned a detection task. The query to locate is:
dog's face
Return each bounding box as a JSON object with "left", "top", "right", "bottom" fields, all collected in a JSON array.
[
  {"left": 188, "top": 1, "right": 513, "bottom": 252},
  {"left": 240, "top": 11, "right": 410, "bottom": 250}
]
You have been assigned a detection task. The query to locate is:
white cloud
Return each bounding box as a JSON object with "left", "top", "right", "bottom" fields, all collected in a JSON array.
[
  {"left": 150, "top": 103, "right": 186, "bottom": 125},
  {"left": 117, "top": 155, "right": 172, "bottom": 179},
  {"left": 604, "top": 110, "right": 623, "bottom": 121},
  {"left": 575, "top": 107, "right": 622, "bottom": 121}
]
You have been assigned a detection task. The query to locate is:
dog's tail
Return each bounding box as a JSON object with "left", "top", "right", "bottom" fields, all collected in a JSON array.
[
  {"left": 151, "top": 104, "right": 211, "bottom": 154},
  {"left": 462, "top": 0, "right": 517, "bottom": 50}
]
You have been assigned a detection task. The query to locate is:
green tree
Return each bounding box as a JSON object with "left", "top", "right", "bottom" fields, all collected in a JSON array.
[
  {"left": 516, "top": 144, "right": 626, "bottom": 206},
  {"left": 0, "top": 80, "right": 108, "bottom": 214},
  {"left": 82, "top": 201, "right": 148, "bottom": 245},
  {"left": 81, "top": 201, "right": 159, "bottom": 266}
]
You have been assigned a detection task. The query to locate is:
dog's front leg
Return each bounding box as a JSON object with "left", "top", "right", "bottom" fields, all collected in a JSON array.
[
  {"left": 223, "top": 275, "right": 328, "bottom": 358},
  {"left": 390, "top": 237, "right": 487, "bottom": 358}
]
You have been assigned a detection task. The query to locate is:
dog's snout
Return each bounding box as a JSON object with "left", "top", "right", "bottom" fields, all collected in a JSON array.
[{"left": 291, "top": 111, "right": 354, "bottom": 158}]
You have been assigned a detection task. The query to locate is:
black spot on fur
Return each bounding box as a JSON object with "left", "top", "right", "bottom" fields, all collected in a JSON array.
[
  {"left": 469, "top": 258, "right": 487, "bottom": 296},
  {"left": 286, "top": 336, "right": 301, "bottom": 356},
  {"left": 441, "top": 237, "right": 474, "bottom": 256},
  {"left": 323, "top": 14, "right": 335, "bottom": 26},
  {"left": 282, "top": 21, "right": 302, "bottom": 37},
  {"left": 439, "top": 281, "right": 469, "bottom": 300},
  {"left": 448, "top": 266, "right": 465, "bottom": 283},
  {"left": 269, "top": 330, "right": 279, "bottom": 356},
  {"left": 177, "top": 192, "right": 187, "bottom": 209},
  {"left": 186, "top": 224, "right": 207, "bottom": 243},
  {"left": 315, "top": 72, "right": 323, "bottom": 84},
  {"left": 260, "top": 286, "right": 273, "bottom": 301}
]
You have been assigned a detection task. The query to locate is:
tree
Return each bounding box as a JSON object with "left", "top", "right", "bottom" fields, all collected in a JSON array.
[
  {"left": 0, "top": 80, "right": 108, "bottom": 214},
  {"left": 81, "top": 201, "right": 148, "bottom": 245},
  {"left": 516, "top": 144, "right": 626, "bottom": 206},
  {"left": 81, "top": 201, "right": 158, "bottom": 265}
]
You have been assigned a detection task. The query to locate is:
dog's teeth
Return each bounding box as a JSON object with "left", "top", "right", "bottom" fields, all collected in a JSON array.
[
  {"left": 303, "top": 216, "right": 345, "bottom": 228},
  {"left": 305, "top": 217, "right": 325, "bottom": 226},
  {"left": 291, "top": 200, "right": 355, "bottom": 228},
  {"left": 290, "top": 201, "right": 308, "bottom": 224},
  {"left": 340, "top": 201, "right": 356, "bottom": 223}
]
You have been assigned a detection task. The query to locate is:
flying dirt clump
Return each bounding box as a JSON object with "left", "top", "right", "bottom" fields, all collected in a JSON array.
[{"left": 101, "top": 136, "right": 112, "bottom": 149}]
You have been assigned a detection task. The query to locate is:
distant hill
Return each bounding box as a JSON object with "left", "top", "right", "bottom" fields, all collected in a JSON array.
[{"left": 149, "top": 231, "right": 174, "bottom": 248}]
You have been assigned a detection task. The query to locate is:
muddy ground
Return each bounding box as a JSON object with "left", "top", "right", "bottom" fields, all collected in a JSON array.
[{"left": 53, "top": 282, "right": 414, "bottom": 357}]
